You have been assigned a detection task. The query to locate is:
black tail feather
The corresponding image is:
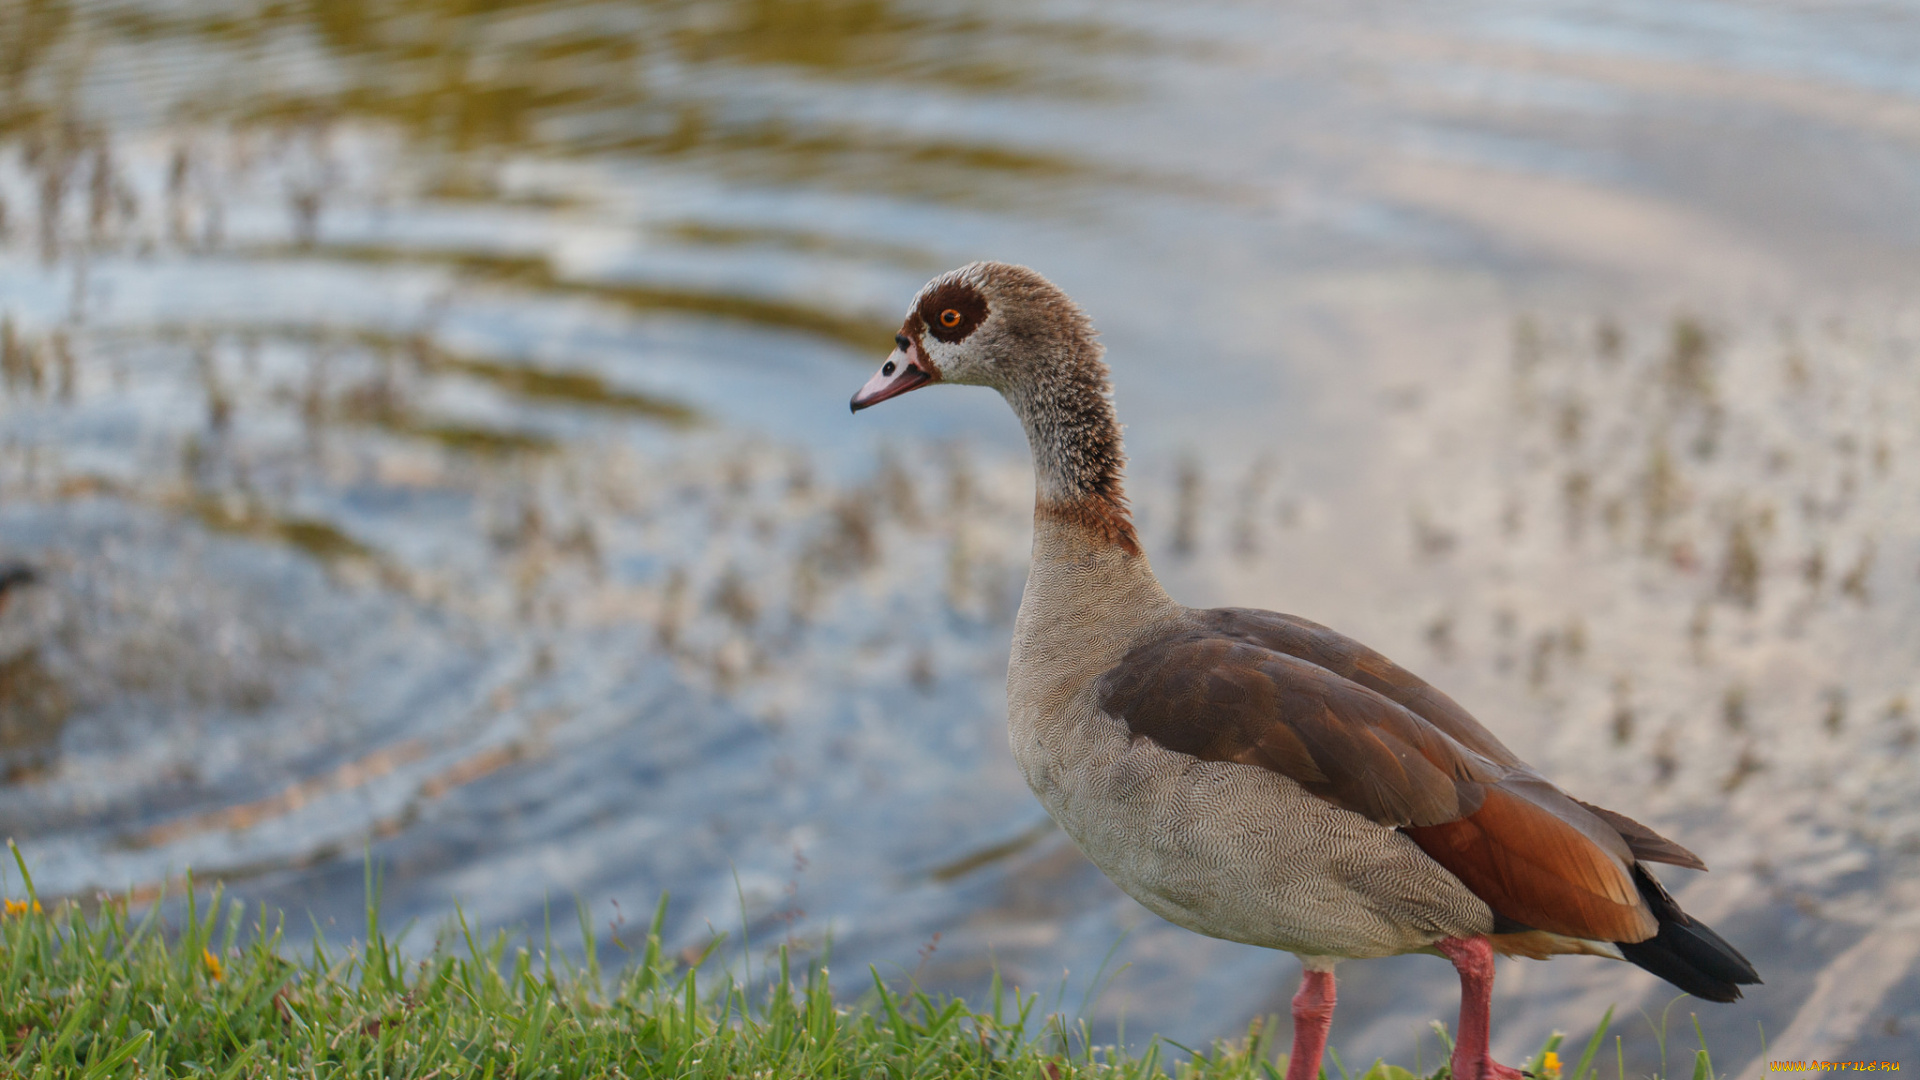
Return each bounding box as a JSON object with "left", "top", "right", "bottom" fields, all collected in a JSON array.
[{"left": 1617, "top": 864, "right": 1760, "bottom": 1003}]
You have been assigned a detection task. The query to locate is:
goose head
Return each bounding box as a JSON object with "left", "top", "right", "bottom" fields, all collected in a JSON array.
[
  {"left": 849, "top": 261, "right": 1097, "bottom": 411},
  {"left": 850, "top": 261, "right": 1132, "bottom": 541}
]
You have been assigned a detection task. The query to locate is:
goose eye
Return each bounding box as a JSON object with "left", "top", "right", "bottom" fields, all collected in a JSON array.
[{"left": 939, "top": 308, "right": 962, "bottom": 328}]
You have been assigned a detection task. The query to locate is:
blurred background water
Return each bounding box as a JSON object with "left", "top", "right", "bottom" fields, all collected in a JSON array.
[{"left": 3, "top": 0, "right": 1919, "bottom": 1073}]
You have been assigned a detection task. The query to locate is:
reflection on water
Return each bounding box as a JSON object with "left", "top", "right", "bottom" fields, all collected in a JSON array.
[
  {"left": 4, "top": 0, "right": 1920, "bottom": 1073},
  {"left": 0, "top": 647, "right": 67, "bottom": 782},
  {"left": 6, "top": 0, "right": 1152, "bottom": 201}
]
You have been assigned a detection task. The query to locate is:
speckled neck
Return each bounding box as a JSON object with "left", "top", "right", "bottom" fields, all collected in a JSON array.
[{"left": 1003, "top": 341, "right": 1140, "bottom": 557}]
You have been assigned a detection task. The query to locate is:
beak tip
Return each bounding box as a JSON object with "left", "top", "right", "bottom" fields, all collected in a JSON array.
[{"left": 851, "top": 350, "right": 934, "bottom": 414}]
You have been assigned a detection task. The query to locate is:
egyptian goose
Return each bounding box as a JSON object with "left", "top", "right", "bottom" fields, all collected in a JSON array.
[{"left": 851, "top": 262, "right": 1758, "bottom": 1080}]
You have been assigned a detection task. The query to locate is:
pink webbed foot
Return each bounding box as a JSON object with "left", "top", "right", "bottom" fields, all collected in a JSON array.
[
  {"left": 1435, "top": 937, "right": 1524, "bottom": 1080},
  {"left": 1284, "top": 965, "right": 1337, "bottom": 1080}
]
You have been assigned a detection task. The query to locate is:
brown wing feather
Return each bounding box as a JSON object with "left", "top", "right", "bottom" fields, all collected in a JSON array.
[
  {"left": 1405, "top": 787, "right": 1657, "bottom": 941},
  {"left": 1574, "top": 800, "right": 1708, "bottom": 871},
  {"left": 1195, "top": 608, "right": 1522, "bottom": 767},
  {"left": 1098, "top": 611, "right": 1666, "bottom": 944},
  {"left": 1100, "top": 633, "right": 1497, "bottom": 827}
]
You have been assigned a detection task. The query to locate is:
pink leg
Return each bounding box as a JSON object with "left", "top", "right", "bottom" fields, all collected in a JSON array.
[
  {"left": 1284, "top": 967, "right": 1337, "bottom": 1080},
  {"left": 1436, "top": 938, "right": 1524, "bottom": 1080}
]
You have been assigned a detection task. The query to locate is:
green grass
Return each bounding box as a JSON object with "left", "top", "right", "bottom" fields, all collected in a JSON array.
[{"left": 0, "top": 846, "right": 1704, "bottom": 1080}]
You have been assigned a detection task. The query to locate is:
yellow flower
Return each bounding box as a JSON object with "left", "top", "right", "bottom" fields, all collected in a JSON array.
[
  {"left": 203, "top": 949, "right": 224, "bottom": 982},
  {"left": 3, "top": 898, "right": 41, "bottom": 916},
  {"left": 1542, "top": 1051, "right": 1563, "bottom": 1078}
]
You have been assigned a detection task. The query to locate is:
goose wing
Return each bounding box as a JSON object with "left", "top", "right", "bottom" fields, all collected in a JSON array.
[{"left": 1096, "top": 608, "right": 1694, "bottom": 943}]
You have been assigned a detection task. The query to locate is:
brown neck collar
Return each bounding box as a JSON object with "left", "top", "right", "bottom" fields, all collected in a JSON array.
[{"left": 1036, "top": 494, "right": 1141, "bottom": 557}]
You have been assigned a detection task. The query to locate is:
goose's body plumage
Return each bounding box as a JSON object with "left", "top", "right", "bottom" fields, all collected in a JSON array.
[
  {"left": 851, "top": 262, "right": 1757, "bottom": 1080},
  {"left": 1007, "top": 523, "right": 1497, "bottom": 962}
]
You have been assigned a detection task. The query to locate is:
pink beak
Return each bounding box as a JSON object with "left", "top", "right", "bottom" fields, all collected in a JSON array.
[{"left": 850, "top": 337, "right": 938, "bottom": 412}]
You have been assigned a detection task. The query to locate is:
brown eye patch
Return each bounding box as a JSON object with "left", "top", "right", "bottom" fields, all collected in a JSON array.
[{"left": 918, "top": 280, "right": 988, "bottom": 343}]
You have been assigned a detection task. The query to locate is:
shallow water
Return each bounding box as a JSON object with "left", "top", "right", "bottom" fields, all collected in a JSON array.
[{"left": 3, "top": 0, "right": 1919, "bottom": 1072}]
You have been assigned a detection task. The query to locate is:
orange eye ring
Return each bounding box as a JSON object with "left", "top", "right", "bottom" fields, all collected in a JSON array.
[{"left": 939, "top": 308, "right": 962, "bottom": 328}]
